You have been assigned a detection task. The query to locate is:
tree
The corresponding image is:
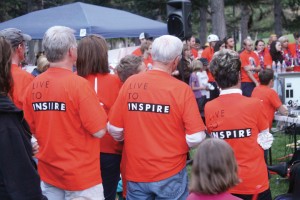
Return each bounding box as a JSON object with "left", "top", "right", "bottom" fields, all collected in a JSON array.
[
  {"left": 210, "top": 0, "right": 227, "bottom": 39},
  {"left": 240, "top": 1, "right": 251, "bottom": 42},
  {"left": 274, "top": 0, "right": 283, "bottom": 36}
]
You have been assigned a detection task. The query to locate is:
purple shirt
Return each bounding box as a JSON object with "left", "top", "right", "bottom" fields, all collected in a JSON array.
[
  {"left": 187, "top": 192, "right": 242, "bottom": 200},
  {"left": 189, "top": 73, "right": 202, "bottom": 99}
]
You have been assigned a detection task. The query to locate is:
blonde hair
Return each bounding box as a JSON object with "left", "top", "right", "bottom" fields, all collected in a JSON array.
[
  {"left": 278, "top": 36, "right": 288, "bottom": 44},
  {"left": 36, "top": 55, "right": 50, "bottom": 72},
  {"left": 191, "top": 59, "right": 203, "bottom": 72},
  {"left": 189, "top": 138, "right": 239, "bottom": 194}
]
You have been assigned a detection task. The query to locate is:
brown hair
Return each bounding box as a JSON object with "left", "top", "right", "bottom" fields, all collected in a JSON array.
[
  {"left": 259, "top": 68, "right": 274, "bottom": 85},
  {"left": 190, "top": 138, "right": 239, "bottom": 194},
  {"left": 0, "top": 36, "right": 13, "bottom": 96},
  {"left": 140, "top": 41, "right": 152, "bottom": 54},
  {"left": 116, "top": 55, "right": 143, "bottom": 82},
  {"left": 77, "top": 34, "right": 110, "bottom": 77}
]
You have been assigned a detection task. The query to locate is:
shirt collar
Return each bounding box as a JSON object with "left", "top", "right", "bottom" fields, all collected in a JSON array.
[{"left": 220, "top": 88, "right": 242, "bottom": 95}]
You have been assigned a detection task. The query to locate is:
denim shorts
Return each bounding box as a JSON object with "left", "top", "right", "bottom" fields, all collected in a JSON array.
[{"left": 126, "top": 167, "right": 188, "bottom": 200}]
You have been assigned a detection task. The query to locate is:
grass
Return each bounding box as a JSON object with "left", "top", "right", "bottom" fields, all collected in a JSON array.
[{"left": 188, "top": 125, "right": 295, "bottom": 199}]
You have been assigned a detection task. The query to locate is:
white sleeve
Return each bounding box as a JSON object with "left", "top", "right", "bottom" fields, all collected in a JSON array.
[
  {"left": 186, "top": 131, "right": 206, "bottom": 148},
  {"left": 107, "top": 122, "right": 124, "bottom": 141},
  {"left": 257, "top": 128, "right": 274, "bottom": 150}
]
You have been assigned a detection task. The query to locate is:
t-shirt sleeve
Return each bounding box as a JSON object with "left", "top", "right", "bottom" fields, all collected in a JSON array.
[
  {"left": 182, "top": 87, "right": 206, "bottom": 134},
  {"left": 257, "top": 100, "right": 269, "bottom": 131},
  {"left": 78, "top": 82, "right": 107, "bottom": 134},
  {"left": 109, "top": 86, "right": 126, "bottom": 128},
  {"left": 270, "top": 89, "right": 282, "bottom": 109}
]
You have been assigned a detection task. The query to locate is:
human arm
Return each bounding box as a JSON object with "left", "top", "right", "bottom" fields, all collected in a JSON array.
[
  {"left": 278, "top": 104, "right": 288, "bottom": 116},
  {"left": 92, "top": 127, "right": 107, "bottom": 138},
  {"left": 107, "top": 122, "right": 124, "bottom": 141},
  {"left": 245, "top": 69, "right": 260, "bottom": 86},
  {"left": 186, "top": 131, "right": 206, "bottom": 148}
]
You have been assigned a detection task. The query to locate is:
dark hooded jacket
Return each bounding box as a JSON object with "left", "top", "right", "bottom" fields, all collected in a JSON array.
[{"left": 0, "top": 95, "right": 46, "bottom": 200}]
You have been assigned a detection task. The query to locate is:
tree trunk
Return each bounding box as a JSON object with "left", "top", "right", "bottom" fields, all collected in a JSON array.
[
  {"left": 240, "top": 2, "right": 251, "bottom": 42},
  {"left": 199, "top": 4, "right": 207, "bottom": 45},
  {"left": 210, "top": 0, "right": 227, "bottom": 40},
  {"left": 274, "top": 0, "right": 283, "bottom": 36}
]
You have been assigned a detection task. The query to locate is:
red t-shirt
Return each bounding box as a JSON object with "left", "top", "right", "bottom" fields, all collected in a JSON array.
[
  {"left": 240, "top": 50, "right": 260, "bottom": 83},
  {"left": 288, "top": 43, "right": 300, "bottom": 71},
  {"left": 201, "top": 47, "right": 215, "bottom": 82},
  {"left": 84, "top": 73, "right": 123, "bottom": 154},
  {"left": 191, "top": 48, "right": 198, "bottom": 59},
  {"left": 109, "top": 70, "right": 205, "bottom": 182},
  {"left": 23, "top": 67, "right": 107, "bottom": 190},
  {"left": 132, "top": 47, "right": 142, "bottom": 56},
  {"left": 205, "top": 91, "right": 269, "bottom": 195},
  {"left": 11, "top": 64, "right": 34, "bottom": 109},
  {"left": 252, "top": 85, "right": 282, "bottom": 128}
]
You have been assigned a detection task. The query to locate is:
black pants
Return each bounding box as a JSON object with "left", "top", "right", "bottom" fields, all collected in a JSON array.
[
  {"left": 241, "top": 82, "right": 256, "bottom": 97},
  {"left": 232, "top": 188, "right": 272, "bottom": 200},
  {"left": 100, "top": 153, "right": 122, "bottom": 200}
]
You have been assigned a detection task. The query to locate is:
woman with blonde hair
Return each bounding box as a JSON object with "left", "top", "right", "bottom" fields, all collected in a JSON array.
[{"left": 188, "top": 138, "right": 241, "bottom": 200}]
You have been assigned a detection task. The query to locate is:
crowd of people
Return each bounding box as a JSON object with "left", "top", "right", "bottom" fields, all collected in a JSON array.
[{"left": 0, "top": 25, "right": 300, "bottom": 200}]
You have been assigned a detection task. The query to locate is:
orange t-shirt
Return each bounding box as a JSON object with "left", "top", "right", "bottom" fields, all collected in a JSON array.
[
  {"left": 191, "top": 48, "right": 198, "bottom": 59},
  {"left": 252, "top": 85, "right": 282, "bottom": 128},
  {"left": 240, "top": 50, "right": 260, "bottom": 83},
  {"left": 201, "top": 47, "right": 215, "bottom": 82},
  {"left": 109, "top": 70, "right": 205, "bottom": 182},
  {"left": 23, "top": 67, "right": 107, "bottom": 190},
  {"left": 288, "top": 43, "right": 297, "bottom": 58},
  {"left": 205, "top": 92, "right": 269, "bottom": 195},
  {"left": 84, "top": 73, "right": 123, "bottom": 154},
  {"left": 11, "top": 64, "right": 34, "bottom": 109},
  {"left": 132, "top": 47, "right": 142, "bottom": 56},
  {"left": 262, "top": 49, "right": 273, "bottom": 68}
]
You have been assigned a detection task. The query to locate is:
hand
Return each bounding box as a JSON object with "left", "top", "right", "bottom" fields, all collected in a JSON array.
[{"left": 32, "top": 141, "right": 39, "bottom": 155}]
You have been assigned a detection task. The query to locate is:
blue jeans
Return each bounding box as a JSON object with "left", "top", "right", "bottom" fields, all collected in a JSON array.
[{"left": 126, "top": 167, "right": 188, "bottom": 200}]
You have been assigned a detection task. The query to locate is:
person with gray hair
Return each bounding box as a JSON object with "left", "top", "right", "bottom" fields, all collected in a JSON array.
[
  {"left": 205, "top": 49, "right": 273, "bottom": 200},
  {"left": 0, "top": 28, "right": 34, "bottom": 109},
  {"left": 108, "top": 35, "right": 206, "bottom": 199},
  {"left": 22, "top": 26, "right": 108, "bottom": 200}
]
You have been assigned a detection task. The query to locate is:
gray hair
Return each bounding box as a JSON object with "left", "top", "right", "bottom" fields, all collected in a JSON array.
[
  {"left": 278, "top": 36, "right": 288, "bottom": 44},
  {"left": 151, "top": 35, "right": 183, "bottom": 64},
  {"left": 42, "top": 26, "right": 77, "bottom": 63}
]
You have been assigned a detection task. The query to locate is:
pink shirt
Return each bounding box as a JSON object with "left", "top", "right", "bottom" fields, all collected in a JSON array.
[{"left": 187, "top": 192, "right": 242, "bottom": 200}]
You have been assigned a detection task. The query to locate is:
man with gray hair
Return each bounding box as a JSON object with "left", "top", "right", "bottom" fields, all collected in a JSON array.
[
  {"left": 23, "top": 26, "right": 107, "bottom": 200},
  {"left": 205, "top": 49, "right": 273, "bottom": 200},
  {"left": 108, "top": 35, "right": 206, "bottom": 199},
  {"left": 0, "top": 28, "right": 34, "bottom": 109}
]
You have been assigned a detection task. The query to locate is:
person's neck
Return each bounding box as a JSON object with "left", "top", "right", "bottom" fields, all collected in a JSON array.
[
  {"left": 152, "top": 62, "right": 173, "bottom": 75},
  {"left": 11, "top": 54, "right": 21, "bottom": 66},
  {"left": 49, "top": 59, "right": 73, "bottom": 71}
]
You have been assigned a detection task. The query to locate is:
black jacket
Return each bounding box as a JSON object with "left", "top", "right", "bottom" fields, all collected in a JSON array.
[{"left": 0, "top": 95, "right": 46, "bottom": 200}]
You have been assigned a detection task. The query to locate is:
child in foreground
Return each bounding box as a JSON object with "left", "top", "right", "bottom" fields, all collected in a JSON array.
[{"left": 188, "top": 138, "right": 241, "bottom": 200}]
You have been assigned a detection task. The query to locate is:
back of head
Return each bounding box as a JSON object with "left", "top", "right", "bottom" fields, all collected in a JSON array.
[
  {"left": 0, "top": 37, "right": 13, "bottom": 96},
  {"left": 190, "top": 138, "right": 239, "bottom": 195},
  {"left": 116, "top": 55, "right": 143, "bottom": 82},
  {"left": 259, "top": 69, "right": 274, "bottom": 85},
  {"left": 214, "top": 40, "right": 225, "bottom": 52},
  {"left": 0, "top": 28, "right": 31, "bottom": 50},
  {"left": 151, "top": 35, "right": 183, "bottom": 64},
  {"left": 210, "top": 49, "right": 241, "bottom": 89},
  {"left": 36, "top": 55, "right": 50, "bottom": 73},
  {"left": 77, "top": 34, "right": 109, "bottom": 77},
  {"left": 288, "top": 161, "right": 300, "bottom": 197},
  {"left": 42, "top": 26, "right": 77, "bottom": 63},
  {"left": 191, "top": 59, "right": 203, "bottom": 72}
]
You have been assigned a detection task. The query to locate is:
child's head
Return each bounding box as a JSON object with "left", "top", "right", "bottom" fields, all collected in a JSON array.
[
  {"left": 190, "top": 138, "right": 239, "bottom": 195},
  {"left": 191, "top": 59, "right": 203, "bottom": 72},
  {"left": 258, "top": 69, "right": 274, "bottom": 86}
]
